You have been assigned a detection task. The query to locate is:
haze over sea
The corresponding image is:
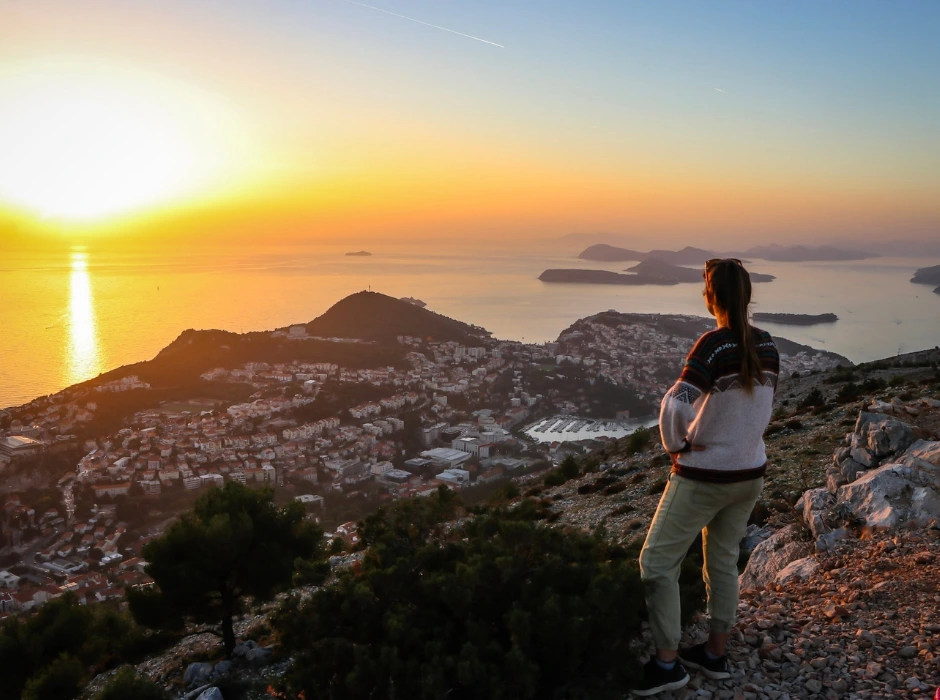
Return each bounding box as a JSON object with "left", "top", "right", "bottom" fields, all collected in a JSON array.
[{"left": 2, "top": 243, "right": 938, "bottom": 410}]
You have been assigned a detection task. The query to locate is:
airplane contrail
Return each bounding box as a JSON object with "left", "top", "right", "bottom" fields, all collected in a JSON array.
[{"left": 340, "top": 0, "right": 504, "bottom": 48}]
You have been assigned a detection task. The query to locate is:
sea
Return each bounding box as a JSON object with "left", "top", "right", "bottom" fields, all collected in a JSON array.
[{"left": 1, "top": 243, "right": 939, "bottom": 410}]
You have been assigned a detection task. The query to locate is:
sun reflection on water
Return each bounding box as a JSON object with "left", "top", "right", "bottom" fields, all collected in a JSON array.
[{"left": 65, "top": 251, "right": 102, "bottom": 386}]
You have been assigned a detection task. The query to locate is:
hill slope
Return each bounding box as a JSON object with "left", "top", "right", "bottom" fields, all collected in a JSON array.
[{"left": 304, "top": 291, "right": 491, "bottom": 344}]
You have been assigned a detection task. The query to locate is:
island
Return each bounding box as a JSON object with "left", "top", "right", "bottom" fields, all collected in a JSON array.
[
  {"left": 625, "top": 258, "right": 775, "bottom": 284},
  {"left": 539, "top": 259, "right": 774, "bottom": 286},
  {"left": 538, "top": 269, "right": 676, "bottom": 285},
  {"left": 752, "top": 312, "right": 839, "bottom": 326},
  {"left": 577, "top": 243, "right": 879, "bottom": 264},
  {"left": 734, "top": 244, "right": 879, "bottom": 262},
  {"left": 345, "top": 250, "right": 373, "bottom": 257}
]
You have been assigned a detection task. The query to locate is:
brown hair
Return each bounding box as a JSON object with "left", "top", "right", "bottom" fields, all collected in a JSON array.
[{"left": 704, "top": 259, "right": 760, "bottom": 392}]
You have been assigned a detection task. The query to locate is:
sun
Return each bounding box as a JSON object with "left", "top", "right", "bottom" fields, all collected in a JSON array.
[{"left": 0, "top": 65, "right": 239, "bottom": 223}]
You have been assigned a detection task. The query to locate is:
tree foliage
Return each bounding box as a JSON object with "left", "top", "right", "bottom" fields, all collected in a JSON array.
[
  {"left": 0, "top": 595, "right": 151, "bottom": 700},
  {"left": 275, "top": 488, "right": 684, "bottom": 700},
  {"left": 93, "top": 666, "right": 170, "bottom": 700},
  {"left": 129, "top": 482, "right": 323, "bottom": 655}
]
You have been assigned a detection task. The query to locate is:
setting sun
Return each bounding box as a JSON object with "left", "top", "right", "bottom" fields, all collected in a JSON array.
[{"left": 0, "top": 65, "right": 243, "bottom": 222}]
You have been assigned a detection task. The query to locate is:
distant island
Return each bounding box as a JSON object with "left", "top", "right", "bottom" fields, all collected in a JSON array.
[
  {"left": 345, "top": 251, "right": 373, "bottom": 257},
  {"left": 753, "top": 312, "right": 839, "bottom": 326},
  {"left": 624, "top": 258, "right": 775, "bottom": 283},
  {"left": 579, "top": 245, "right": 715, "bottom": 265},
  {"left": 539, "top": 259, "right": 774, "bottom": 286},
  {"left": 578, "top": 243, "right": 877, "bottom": 264},
  {"left": 538, "top": 269, "right": 676, "bottom": 285},
  {"left": 734, "top": 244, "right": 878, "bottom": 262}
]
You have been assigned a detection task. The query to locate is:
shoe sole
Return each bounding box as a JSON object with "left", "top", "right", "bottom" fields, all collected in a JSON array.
[
  {"left": 679, "top": 656, "right": 731, "bottom": 681},
  {"left": 630, "top": 673, "right": 690, "bottom": 697}
]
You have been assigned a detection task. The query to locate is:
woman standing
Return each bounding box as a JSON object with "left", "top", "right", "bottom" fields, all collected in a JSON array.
[{"left": 631, "top": 258, "right": 780, "bottom": 697}]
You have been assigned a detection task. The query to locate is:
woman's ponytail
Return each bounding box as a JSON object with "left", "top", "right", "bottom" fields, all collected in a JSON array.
[{"left": 705, "top": 259, "right": 761, "bottom": 392}]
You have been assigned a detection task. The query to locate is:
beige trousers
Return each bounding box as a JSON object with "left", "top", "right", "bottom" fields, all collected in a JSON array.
[{"left": 639, "top": 472, "right": 763, "bottom": 650}]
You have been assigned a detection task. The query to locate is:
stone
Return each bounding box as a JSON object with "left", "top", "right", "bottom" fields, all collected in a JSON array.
[
  {"left": 836, "top": 442, "right": 940, "bottom": 532},
  {"left": 804, "top": 678, "right": 822, "bottom": 693},
  {"left": 212, "top": 660, "right": 234, "bottom": 679},
  {"left": 246, "top": 646, "right": 273, "bottom": 667},
  {"left": 775, "top": 556, "right": 820, "bottom": 586},
  {"left": 741, "top": 524, "right": 773, "bottom": 554},
  {"left": 839, "top": 458, "right": 866, "bottom": 483},
  {"left": 864, "top": 417, "right": 915, "bottom": 458},
  {"left": 826, "top": 469, "right": 847, "bottom": 495},
  {"left": 184, "top": 663, "right": 214, "bottom": 689},
  {"left": 231, "top": 643, "right": 251, "bottom": 659},
  {"left": 851, "top": 446, "right": 875, "bottom": 468},
  {"left": 196, "top": 689, "right": 224, "bottom": 700},
  {"left": 815, "top": 528, "right": 850, "bottom": 553},
  {"left": 898, "top": 645, "right": 917, "bottom": 658},
  {"left": 739, "top": 525, "right": 812, "bottom": 590}
]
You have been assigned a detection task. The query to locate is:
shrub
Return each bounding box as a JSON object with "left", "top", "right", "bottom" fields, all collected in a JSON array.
[
  {"left": 625, "top": 428, "right": 651, "bottom": 455},
  {"left": 543, "top": 455, "right": 581, "bottom": 487},
  {"left": 94, "top": 667, "right": 170, "bottom": 700},
  {"left": 609, "top": 503, "right": 634, "bottom": 517},
  {"left": 798, "top": 388, "right": 825, "bottom": 409},
  {"left": 784, "top": 419, "right": 803, "bottom": 431},
  {"left": 22, "top": 654, "right": 84, "bottom": 700},
  {"left": 603, "top": 482, "right": 627, "bottom": 496},
  {"left": 577, "top": 483, "right": 597, "bottom": 495},
  {"left": 836, "top": 382, "right": 861, "bottom": 403},
  {"left": 274, "top": 490, "right": 703, "bottom": 700}
]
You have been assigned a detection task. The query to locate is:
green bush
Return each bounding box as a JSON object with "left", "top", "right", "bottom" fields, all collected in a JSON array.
[
  {"left": 797, "top": 388, "right": 825, "bottom": 409},
  {"left": 94, "top": 666, "right": 170, "bottom": 700},
  {"left": 0, "top": 595, "right": 158, "bottom": 700},
  {"left": 22, "top": 654, "right": 84, "bottom": 700},
  {"left": 274, "top": 489, "right": 704, "bottom": 700},
  {"left": 543, "top": 454, "right": 581, "bottom": 487},
  {"left": 625, "top": 428, "right": 651, "bottom": 455}
]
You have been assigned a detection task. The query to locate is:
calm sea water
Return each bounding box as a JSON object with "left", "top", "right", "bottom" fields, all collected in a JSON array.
[{"left": 1, "top": 244, "right": 938, "bottom": 410}]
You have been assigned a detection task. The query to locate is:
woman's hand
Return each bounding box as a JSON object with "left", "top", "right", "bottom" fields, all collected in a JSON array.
[{"left": 668, "top": 443, "right": 706, "bottom": 460}]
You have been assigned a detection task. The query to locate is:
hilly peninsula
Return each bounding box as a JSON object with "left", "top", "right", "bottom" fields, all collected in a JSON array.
[{"left": 911, "top": 264, "right": 940, "bottom": 295}]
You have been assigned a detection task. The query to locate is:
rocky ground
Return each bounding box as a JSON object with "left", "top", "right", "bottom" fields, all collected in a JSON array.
[{"left": 660, "top": 523, "right": 940, "bottom": 700}]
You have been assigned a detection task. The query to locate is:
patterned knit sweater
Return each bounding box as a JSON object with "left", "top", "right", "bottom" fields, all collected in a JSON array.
[{"left": 659, "top": 326, "right": 780, "bottom": 483}]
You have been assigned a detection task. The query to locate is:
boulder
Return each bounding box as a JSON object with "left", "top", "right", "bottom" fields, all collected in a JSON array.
[
  {"left": 815, "top": 528, "right": 850, "bottom": 553},
  {"left": 246, "top": 646, "right": 274, "bottom": 667},
  {"left": 184, "top": 663, "right": 214, "bottom": 689},
  {"left": 799, "top": 487, "right": 832, "bottom": 538},
  {"left": 231, "top": 643, "right": 251, "bottom": 660},
  {"left": 196, "top": 689, "right": 224, "bottom": 700},
  {"left": 740, "top": 524, "right": 773, "bottom": 555},
  {"left": 853, "top": 411, "right": 914, "bottom": 455},
  {"left": 739, "top": 525, "right": 812, "bottom": 590},
  {"left": 836, "top": 441, "right": 940, "bottom": 531},
  {"left": 826, "top": 468, "right": 847, "bottom": 495},
  {"left": 212, "top": 661, "right": 234, "bottom": 679},
  {"left": 839, "top": 457, "right": 866, "bottom": 483},
  {"left": 851, "top": 446, "right": 875, "bottom": 468},
  {"left": 775, "top": 556, "right": 819, "bottom": 586}
]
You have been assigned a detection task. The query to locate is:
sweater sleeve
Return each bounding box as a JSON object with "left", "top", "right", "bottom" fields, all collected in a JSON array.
[{"left": 659, "top": 334, "right": 713, "bottom": 453}]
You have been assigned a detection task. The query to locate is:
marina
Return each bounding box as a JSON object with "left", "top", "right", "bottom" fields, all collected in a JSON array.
[{"left": 523, "top": 414, "right": 659, "bottom": 444}]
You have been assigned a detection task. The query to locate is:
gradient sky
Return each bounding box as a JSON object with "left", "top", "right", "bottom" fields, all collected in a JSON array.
[{"left": 1, "top": 0, "right": 938, "bottom": 248}]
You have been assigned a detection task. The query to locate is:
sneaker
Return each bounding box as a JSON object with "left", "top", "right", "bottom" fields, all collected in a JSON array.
[
  {"left": 629, "top": 657, "right": 690, "bottom": 697},
  {"left": 678, "top": 642, "right": 731, "bottom": 680}
]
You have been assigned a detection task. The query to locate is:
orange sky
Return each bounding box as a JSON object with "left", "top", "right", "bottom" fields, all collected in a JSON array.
[{"left": 1, "top": 1, "right": 938, "bottom": 250}]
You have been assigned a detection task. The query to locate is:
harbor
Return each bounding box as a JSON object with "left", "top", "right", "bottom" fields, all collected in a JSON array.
[{"left": 523, "top": 414, "right": 659, "bottom": 444}]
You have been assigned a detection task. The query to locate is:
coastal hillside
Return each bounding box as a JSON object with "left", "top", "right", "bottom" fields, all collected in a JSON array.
[
  {"left": 304, "top": 291, "right": 491, "bottom": 344},
  {"left": 69, "top": 349, "right": 940, "bottom": 699}
]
